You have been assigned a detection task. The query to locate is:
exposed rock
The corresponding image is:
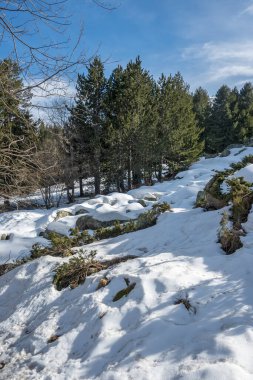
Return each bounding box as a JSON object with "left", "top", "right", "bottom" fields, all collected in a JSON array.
[
  {"left": 75, "top": 215, "right": 117, "bottom": 230},
  {"left": 137, "top": 199, "right": 146, "bottom": 207},
  {"left": 196, "top": 190, "right": 227, "bottom": 210},
  {"left": 195, "top": 191, "right": 206, "bottom": 207},
  {"left": 204, "top": 192, "right": 227, "bottom": 210},
  {"left": 54, "top": 210, "right": 73, "bottom": 221},
  {"left": 43, "top": 230, "right": 64, "bottom": 239},
  {"left": 0, "top": 233, "right": 10, "bottom": 240},
  {"left": 220, "top": 148, "right": 230, "bottom": 157},
  {"left": 204, "top": 153, "right": 217, "bottom": 159},
  {"left": 143, "top": 193, "right": 157, "bottom": 202},
  {"left": 75, "top": 209, "right": 89, "bottom": 216}
]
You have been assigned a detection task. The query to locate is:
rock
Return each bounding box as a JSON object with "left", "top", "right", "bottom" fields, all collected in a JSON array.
[
  {"left": 143, "top": 193, "right": 157, "bottom": 201},
  {"left": 196, "top": 190, "right": 227, "bottom": 210},
  {"left": 204, "top": 153, "right": 218, "bottom": 159},
  {"left": 205, "top": 192, "right": 227, "bottom": 210},
  {"left": 195, "top": 191, "right": 206, "bottom": 207},
  {"left": 75, "top": 209, "right": 89, "bottom": 215},
  {"left": 54, "top": 210, "right": 73, "bottom": 221},
  {"left": 75, "top": 215, "right": 117, "bottom": 230},
  {"left": 0, "top": 233, "right": 10, "bottom": 240},
  {"left": 220, "top": 148, "right": 230, "bottom": 157},
  {"left": 227, "top": 144, "right": 244, "bottom": 149},
  {"left": 43, "top": 230, "right": 64, "bottom": 239},
  {"left": 137, "top": 199, "right": 146, "bottom": 207}
]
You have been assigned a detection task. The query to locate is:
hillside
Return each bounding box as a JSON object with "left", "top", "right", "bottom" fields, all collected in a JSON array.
[{"left": 1, "top": 147, "right": 253, "bottom": 379}]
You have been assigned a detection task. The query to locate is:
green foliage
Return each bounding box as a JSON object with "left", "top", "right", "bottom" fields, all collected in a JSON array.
[
  {"left": 197, "top": 156, "right": 253, "bottom": 210},
  {"left": 230, "top": 155, "right": 253, "bottom": 171},
  {"left": 53, "top": 252, "right": 138, "bottom": 291},
  {"left": 193, "top": 87, "right": 211, "bottom": 137},
  {"left": 53, "top": 250, "right": 100, "bottom": 290},
  {"left": 205, "top": 85, "right": 238, "bottom": 153},
  {"left": 95, "top": 202, "right": 171, "bottom": 240},
  {"left": 67, "top": 56, "right": 107, "bottom": 194},
  {"left": 157, "top": 72, "right": 204, "bottom": 176},
  {"left": 31, "top": 230, "right": 95, "bottom": 259},
  {"left": 227, "top": 177, "right": 253, "bottom": 228}
]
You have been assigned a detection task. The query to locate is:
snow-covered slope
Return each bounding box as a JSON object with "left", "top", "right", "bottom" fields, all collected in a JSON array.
[{"left": 1, "top": 147, "right": 253, "bottom": 379}]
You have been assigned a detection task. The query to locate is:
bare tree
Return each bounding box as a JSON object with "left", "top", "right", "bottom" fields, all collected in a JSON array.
[{"left": 0, "top": 0, "right": 118, "bottom": 204}]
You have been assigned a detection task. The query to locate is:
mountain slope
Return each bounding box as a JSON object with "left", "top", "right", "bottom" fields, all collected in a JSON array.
[{"left": 1, "top": 147, "right": 253, "bottom": 379}]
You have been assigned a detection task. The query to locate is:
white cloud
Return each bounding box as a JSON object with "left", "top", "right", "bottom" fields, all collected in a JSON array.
[
  {"left": 182, "top": 41, "right": 253, "bottom": 85},
  {"left": 207, "top": 65, "right": 253, "bottom": 82},
  {"left": 183, "top": 41, "right": 253, "bottom": 62},
  {"left": 241, "top": 3, "right": 253, "bottom": 15}
]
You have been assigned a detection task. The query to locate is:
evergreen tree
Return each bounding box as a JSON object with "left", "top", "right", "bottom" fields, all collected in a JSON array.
[
  {"left": 192, "top": 87, "right": 211, "bottom": 142},
  {"left": 237, "top": 82, "right": 253, "bottom": 142},
  {"left": 157, "top": 72, "right": 203, "bottom": 177},
  {"left": 205, "top": 85, "right": 235, "bottom": 153},
  {"left": 68, "top": 57, "right": 107, "bottom": 195},
  {"left": 105, "top": 57, "right": 157, "bottom": 190}
]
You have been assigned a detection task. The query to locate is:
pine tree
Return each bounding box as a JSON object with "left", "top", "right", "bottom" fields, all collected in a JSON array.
[
  {"left": 205, "top": 85, "right": 235, "bottom": 153},
  {"left": 68, "top": 57, "right": 107, "bottom": 195},
  {"left": 157, "top": 73, "right": 203, "bottom": 177},
  {"left": 237, "top": 82, "right": 253, "bottom": 142},
  {"left": 104, "top": 57, "right": 157, "bottom": 190},
  {"left": 192, "top": 87, "right": 211, "bottom": 142}
]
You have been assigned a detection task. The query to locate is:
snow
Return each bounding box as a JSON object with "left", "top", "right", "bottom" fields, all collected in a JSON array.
[
  {"left": 233, "top": 163, "right": 253, "bottom": 183},
  {"left": 1, "top": 147, "right": 253, "bottom": 379}
]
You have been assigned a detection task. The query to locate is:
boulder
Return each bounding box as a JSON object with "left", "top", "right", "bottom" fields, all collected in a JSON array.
[
  {"left": 205, "top": 192, "right": 227, "bottom": 210},
  {"left": 54, "top": 210, "right": 73, "bottom": 221},
  {"left": 0, "top": 233, "right": 10, "bottom": 240},
  {"left": 75, "top": 215, "right": 117, "bottom": 230},
  {"left": 196, "top": 190, "right": 227, "bottom": 210},
  {"left": 137, "top": 199, "right": 146, "bottom": 207},
  {"left": 220, "top": 148, "right": 230, "bottom": 157},
  {"left": 195, "top": 191, "right": 206, "bottom": 207},
  {"left": 75, "top": 209, "right": 89, "bottom": 216},
  {"left": 204, "top": 153, "right": 218, "bottom": 159},
  {"left": 143, "top": 193, "right": 157, "bottom": 202}
]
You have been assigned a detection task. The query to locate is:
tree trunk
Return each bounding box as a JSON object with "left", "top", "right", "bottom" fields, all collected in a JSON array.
[
  {"left": 157, "top": 159, "right": 163, "bottom": 182},
  {"left": 79, "top": 178, "right": 84, "bottom": 197},
  {"left": 94, "top": 173, "right": 101, "bottom": 195},
  {"left": 127, "top": 147, "right": 132, "bottom": 190}
]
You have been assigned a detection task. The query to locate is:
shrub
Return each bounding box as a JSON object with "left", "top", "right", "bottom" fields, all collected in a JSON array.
[
  {"left": 219, "top": 227, "right": 243, "bottom": 254},
  {"left": 53, "top": 250, "right": 101, "bottom": 290},
  {"left": 31, "top": 230, "right": 95, "bottom": 259},
  {"left": 53, "top": 253, "right": 138, "bottom": 291}
]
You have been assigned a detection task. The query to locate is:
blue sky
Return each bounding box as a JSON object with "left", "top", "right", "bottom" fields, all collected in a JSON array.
[
  {"left": 69, "top": 0, "right": 253, "bottom": 95},
  {"left": 2, "top": 0, "right": 253, "bottom": 96}
]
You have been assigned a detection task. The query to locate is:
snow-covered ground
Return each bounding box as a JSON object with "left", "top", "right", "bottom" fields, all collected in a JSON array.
[{"left": 1, "top": 147, "right": 253, "bottom": 379}]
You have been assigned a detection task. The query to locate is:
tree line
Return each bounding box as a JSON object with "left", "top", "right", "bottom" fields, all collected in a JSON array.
[{"left": 1, "top": 57, "right": 253, "bottom": 207}]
